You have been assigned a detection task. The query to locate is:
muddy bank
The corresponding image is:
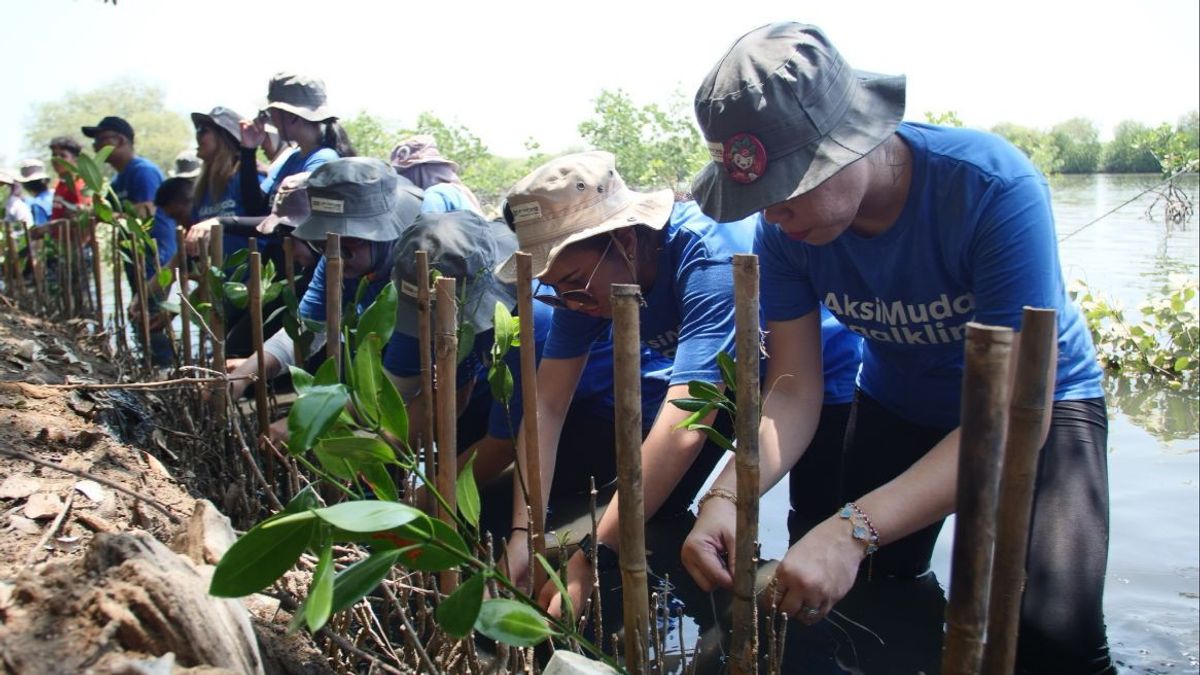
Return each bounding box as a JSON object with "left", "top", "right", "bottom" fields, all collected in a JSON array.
[{"left": 0, "top": 308, "right": 328, "bottom": 674}]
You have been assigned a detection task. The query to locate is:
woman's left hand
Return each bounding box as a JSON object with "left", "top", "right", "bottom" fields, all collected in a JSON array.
[
  {"left": 772, "top": 515, "right": 866, "bottom": 624},
  {"left": 537, "top": 549, "right": 591, "bottom": 619}
]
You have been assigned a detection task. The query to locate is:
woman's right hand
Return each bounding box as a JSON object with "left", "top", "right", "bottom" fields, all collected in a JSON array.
[
  {"left": 502, "top": 530, "right": 532, "bottom": 590},
  {"left": 185, "top": 218, "right": 218, "bottom": 256},
  {"left": 680, "top": 496, "right": 738, "bottom": 592},
  {"left": 240, "top": 118, "right": 267, "bottom": 150}
]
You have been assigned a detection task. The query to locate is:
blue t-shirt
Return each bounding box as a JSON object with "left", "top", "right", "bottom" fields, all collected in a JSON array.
[
  {"left": 112, "top": 156, "right": 164, "bottom": 206},
  {"left": 260, "top": 147, "right": 338, "bottom": 197},
  {"left": 543, "top": 201, "right": 753, "bottom": 386},
  {"left": 420, "top": 183, "right": 475, "bottom": 214},
  {"left": 382, "top": 294, "right": 672, "bottom": 441},
  {"left": 298, "top": 257, "right": 390, "bottom": 322},
  {"left": 145, "top": 210, "right": 179, "bottom": 280},
  {"left": 193, "top": 179, "right": 249, "bottom": 255},
  {"left": 756, "top": 122, "right": 1104, "bottom": 429},
  {"left": 25, "top": 190, "right": 53, "bottom": 226}
]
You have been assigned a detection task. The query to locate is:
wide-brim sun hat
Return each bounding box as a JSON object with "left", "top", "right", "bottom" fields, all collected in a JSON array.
[
  {"left": 16, "top": 159, "right": 50, "bottom": 183},
  {"left": 264, "top": 72, "right": 336, "bottom": 123},
  {"left": 393, "top": 211, "right": 518, "bottom": 338},
  {"left": 292, "top": 157, "right": 423, "bottom": 242},
  {"left": 691, "top": 22, "right": 906, "bottom": 223},
  {"left": 390, "top": 135, "right": 459, "bottom": 172},
  {"left": 496, "top": 150, "right": 673, "bottom": 284},
  {"left": 191, "top": 106, "right": 245, "bottom": 145}
]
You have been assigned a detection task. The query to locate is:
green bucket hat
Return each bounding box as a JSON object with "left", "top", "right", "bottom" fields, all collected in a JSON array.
[
  {"left": 292, "top": 157, "right": 423, "bottom": 242},
  {"left": 692, "top": 22, "right": 906, "bottom": 222}
]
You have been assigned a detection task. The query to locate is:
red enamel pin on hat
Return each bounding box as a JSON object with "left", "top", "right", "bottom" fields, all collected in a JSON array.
[{"left": 722, "top": 133, "right": 767, "bottom": 184}]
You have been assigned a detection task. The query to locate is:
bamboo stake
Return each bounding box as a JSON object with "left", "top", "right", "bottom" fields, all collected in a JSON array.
[
  {"left": 981, "top": 308, "right": 1057, "bottom": 675},
  {"left": 434, "top": 276, "right": 459, "bottom": 593},
  {"left": 209, "top": 225, "right": 227, "bottom": 439},
  {"left": 90, "top": 220, "right": 103, "bottom": 325},
  {"left": 111, "top": 224, "right": 127, "bottom": 354},
  {"left": 22, "top": 221, "right": 48, "bottom": 314},
  {"left": 941, "top": 322, "right": 1013, "bottom": 675},
  {"left": 283, "top": 237, "right": 303, "bottom": 367},
  {"left": 131, "top": 238, "right": 153, "bottom": 371},
  {"left": 514, "top": 253, "right": 547, "bottom": 589},
  {"left": 176, "top": 226, "right": 192, "bottom": 367},
  {"left": 3, "top": 221, "right": 20, "bottom": 304},
  {"left": 249, "top": 247, "right": 274, "bottom": 483},
  {"left": 197, "top": 246, "right": 211, "bottom": 372},
  {"left": 62, "top": 220, "right": 75, "bottom": 318},
  {"left": 731, "top": 254, "right": 761, "bottom": 675},
  {"left": 610, "top": 282, "right": 650, "bottom": 674},
  {"left": 415, "top": 251, "right": 437, "bottom": 503},
  {"left": 325, "top": 234, "right": 343, "bottom": 378}
]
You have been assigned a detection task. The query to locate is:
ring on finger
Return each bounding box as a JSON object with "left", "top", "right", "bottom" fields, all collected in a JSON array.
[{"left": 801, "top": 605, "right": 820, "bottom": 618}]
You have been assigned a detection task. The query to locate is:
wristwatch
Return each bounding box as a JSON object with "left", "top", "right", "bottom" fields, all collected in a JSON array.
[{"left": 577, "top": 534, "right": 619, "bottom": 571}]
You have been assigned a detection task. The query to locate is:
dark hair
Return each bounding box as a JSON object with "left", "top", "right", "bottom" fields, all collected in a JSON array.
[
  {"left": 49, "top": 136, "right": 83, "bottom": 156},
  {"left": 155, "top": 177, "right": 194, "bottom": 208},
  {"left": 322, "top": 120, "right": 356, "bottom": 157},
  {"left": 23, "top": 180, "right": 48, "bottom": 194}
]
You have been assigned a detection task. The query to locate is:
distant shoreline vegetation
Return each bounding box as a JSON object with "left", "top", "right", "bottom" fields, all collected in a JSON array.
[{"left": 15, "top": 79, "right": 1199, "bottom": 213}]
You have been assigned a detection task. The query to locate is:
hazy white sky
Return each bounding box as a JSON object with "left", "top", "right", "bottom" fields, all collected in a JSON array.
[{"left": 3, "top": 0, "right": 1197, "bottom": 163}]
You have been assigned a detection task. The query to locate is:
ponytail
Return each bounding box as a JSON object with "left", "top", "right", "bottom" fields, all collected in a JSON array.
[{"left": 322, "top": 121, "right": 357, "bottom": 158}]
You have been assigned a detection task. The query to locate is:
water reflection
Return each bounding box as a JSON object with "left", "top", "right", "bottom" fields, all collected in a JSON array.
[{"left": 1104, "top": 374, "right": 1200, "bottom": 447}]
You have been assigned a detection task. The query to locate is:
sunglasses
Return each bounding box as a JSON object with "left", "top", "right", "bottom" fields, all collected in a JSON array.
[{"left": 533, "top": 236, "right": 616, "bottom": 311}]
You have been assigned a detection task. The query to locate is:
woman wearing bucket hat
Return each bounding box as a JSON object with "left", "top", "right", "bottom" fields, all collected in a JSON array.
[
  {"left": 682, "top": 22, "right": 1112, "bottom": 672},
  {"left": 15, "top": 160, "right": 54, "bottom": 226},
  {"left": 383, "top": 210, "right": 671, "bottom": 538},
  {"left": 389, "top": 135, "right": 483, "bottom": 215},
  {"left": 228, "top": 158, "right": 421, "bottom": 431},
  {"left": 186, "top": 107, "right": 252, "bottom": 254},
  {"left": 498, "top": 150, "right": 862, "bottom": 614}
]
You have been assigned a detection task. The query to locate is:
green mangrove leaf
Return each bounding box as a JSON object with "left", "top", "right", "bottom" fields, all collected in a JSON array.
[
  {"left": 473, "top": 598, "right": 557, "bottom": 647},
  {"left": 209, "top": 516, "right": 315, "bottom": 598},
  {"left": 437, "top": 572, "right": 486, "bottom": 638},
  {"left": 456, "top": 452, "right": 481, "bottom": 529},
  {"left": 287, "top": 384, "right": 349, "bottom": 452}
]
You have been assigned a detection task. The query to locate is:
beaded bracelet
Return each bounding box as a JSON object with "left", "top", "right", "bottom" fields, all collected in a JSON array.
[
  {"left": 838, "top": 502, "right": 880, "bottom": 556},
  {"left": 697, "top": 487, "right": 738, "bottom": 513}
]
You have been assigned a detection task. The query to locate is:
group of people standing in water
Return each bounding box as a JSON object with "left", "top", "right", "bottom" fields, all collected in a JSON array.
[{"left": 14, "top": 21, "right": 1116, "bottom": 673}]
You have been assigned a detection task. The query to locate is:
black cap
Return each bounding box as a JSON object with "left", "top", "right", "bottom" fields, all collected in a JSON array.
[{"left": 81, "top": 116, "right": 135, "bottom": 142}]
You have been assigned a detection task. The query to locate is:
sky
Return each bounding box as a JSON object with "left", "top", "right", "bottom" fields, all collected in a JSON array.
[{"left": 2, "top": 0, "right": 1198, "bottom": 164}]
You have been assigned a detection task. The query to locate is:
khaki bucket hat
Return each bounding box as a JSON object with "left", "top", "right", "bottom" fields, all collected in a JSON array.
[
  {"left": 16, "top": 159, "right": 50, "bottom": 183},
  {"left": 496, "top": 151, "right": 673, "bottom": 283},
  {"left": 692, "top": 22, "right": 906, "bottom": 222}
]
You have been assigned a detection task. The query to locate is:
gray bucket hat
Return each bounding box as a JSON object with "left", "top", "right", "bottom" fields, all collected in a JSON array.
[
  {"left": 170, "top": 151, "right": 202, "bottom": 178},
  {"left": 293, "top": 158, "right": 424, "bottom": 242},
  {"left": 496, "top": 151, "right": 673, "bottom": 283},
  {"left": 191, "top": 106, "right": 244, "bottom": 144},
  {"left": 393, "top": 211, "right": 518, "bottom": 338},
  {"left": 259, "top": 171, "right": 311, "bottom": 234},
  {"left": 266, "top": 72, "right": 336, "bottom": 122},
  {"left": 692, "top": 22, "right": 906, "bottom": 222}
]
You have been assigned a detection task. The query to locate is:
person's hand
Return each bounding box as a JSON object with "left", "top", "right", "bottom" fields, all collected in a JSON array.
[
  {"left": 771, "top": 515, "right": 865, "bottom": 625},
  {"left": 501, "top": 530, "right": 532, "bottom": 591},
  {"left": 185, "top": 218, "right": 218, "bottom": 256},
  {"left": 266, "top": 417, "right": 290, "bottom": 446},
  {"left": 240, "top": 118, "right": 267, "bottom": 149},
  {"left": 538, "top": 549, "right": 590, "bottom": 619},
  {"left": 681, "top": 496, "right": 738, "bottom": 591},
  {"left": 225, "top": 357, "right": 247, "bottom": 373}
]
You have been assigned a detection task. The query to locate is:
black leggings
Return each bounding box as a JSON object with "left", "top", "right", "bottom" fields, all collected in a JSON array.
[{"left": 839, "top": 392, "right": 1114, "bottom": 674}]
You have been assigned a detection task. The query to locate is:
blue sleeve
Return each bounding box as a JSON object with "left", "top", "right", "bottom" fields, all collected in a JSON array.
[
  {"left": 419, "top": 184, "right": 471, "bottom": 214},
  {"left": 542, "top": 308, "right": 609, "bottom": 360},
  {"left": 299, "top": 257, "right": 328, "bottom": 321},
  {"left": 383, "top": 331, "right": 420, "bottom": 377},
  {"left": 129, "top": 165, "right": 163, "bottom": 205},
  {"left": 666, "top": 251, "right": 739, "bottom": 385},
  {"left": 302, "top": 148, "right": 339, "bottom": 173},
  {"left": 755, "top": 216, "right": 820, "bottom": 321},
  {"left": 969, "top": 176, "right": 1062, "bottom": 329},
  {"left": 144, "top": 213, "right": 177, "bottom": 279}
]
